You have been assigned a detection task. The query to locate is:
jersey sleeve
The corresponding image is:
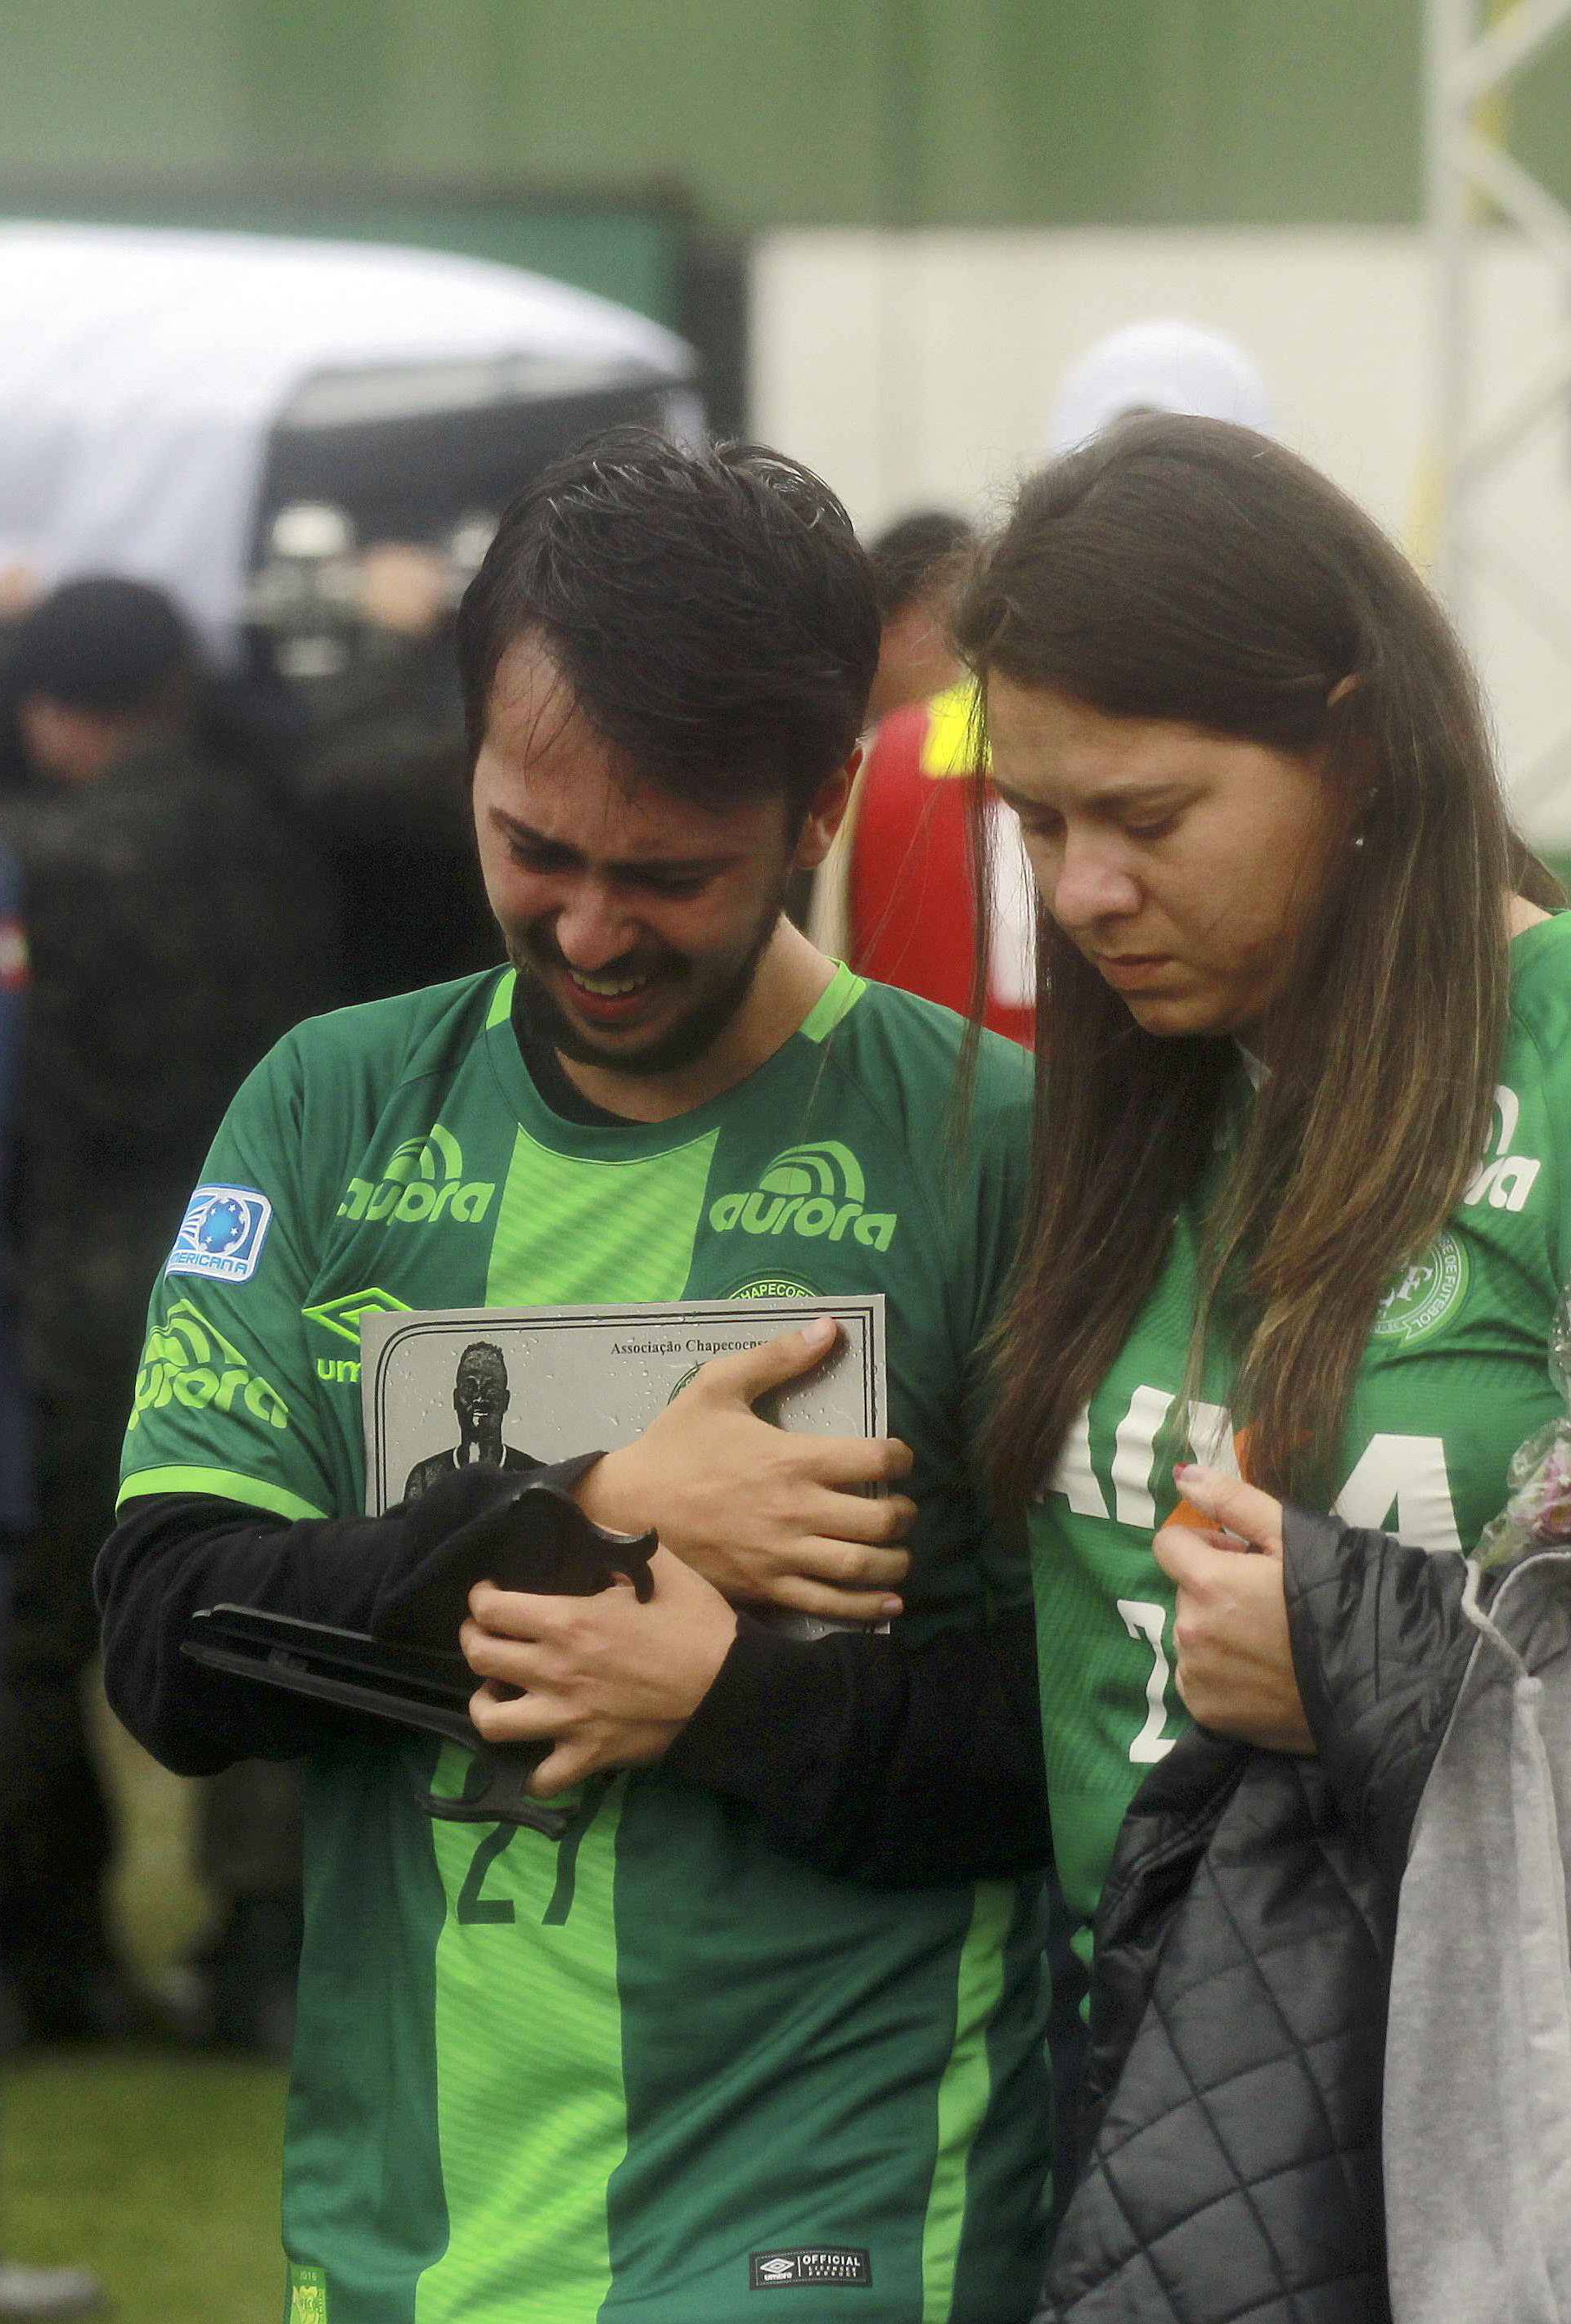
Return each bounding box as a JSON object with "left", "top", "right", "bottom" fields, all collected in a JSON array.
[
  {"left": 117, "top": 1029, "right": 339, "bottom": 1523},
  {"left": 664, "top": 1603, "right": 1048, "bottom": 1884}
]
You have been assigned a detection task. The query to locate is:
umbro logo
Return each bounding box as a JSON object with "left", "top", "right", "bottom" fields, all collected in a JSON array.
[
  {"left": 749, "top": 2247, "right": 871, "bottom": 2290},
  {"left": 303, "top": 1288, "right": 412, "bottom": 1385},
  {"left": 302, "top": 1288, "right": 412, "bottom": 1343}
]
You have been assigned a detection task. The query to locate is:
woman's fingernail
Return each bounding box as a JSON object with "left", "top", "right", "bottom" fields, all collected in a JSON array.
[
  {"left": 880, "top": 1598, "right": 903, "bottom": 1618},
  {"left": 802, "top": 1315, "right": 836, "bottom": 1348},
  {"left": 1174, "top": 1463, "right": 1201, "bottom": 1484}
]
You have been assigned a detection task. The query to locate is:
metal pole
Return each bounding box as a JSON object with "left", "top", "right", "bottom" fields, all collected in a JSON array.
[
  {"left": 1428, "top": 0, "right": 1473, "bottom": 619},
  {"left": 1428, "top": 0, "right": 1571, "bottom": 811}
]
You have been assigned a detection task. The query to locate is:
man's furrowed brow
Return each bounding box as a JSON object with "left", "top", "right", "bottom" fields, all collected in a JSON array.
[
  {"left": 489, "top": 808, "right": 739, "bottom": 878},
  {"left": 491, "top": 810, "right": 584, "bottom": 863}
]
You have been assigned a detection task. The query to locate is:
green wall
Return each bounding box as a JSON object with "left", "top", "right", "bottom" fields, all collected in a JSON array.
[{"left": 1, "top": 0, "right": 1565, "bottom": 236}]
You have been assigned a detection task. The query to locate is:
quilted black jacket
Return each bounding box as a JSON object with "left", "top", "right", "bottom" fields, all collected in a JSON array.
[{"left": 1037, "top": 1509, "right": 1481, "bottom": 2324}]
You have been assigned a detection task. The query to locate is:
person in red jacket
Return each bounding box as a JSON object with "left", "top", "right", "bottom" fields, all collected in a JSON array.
[
  {"left": 831, "top": 678, "right": 1038, "bottom": 1044},
  {"left": 809, "top": 515, "right": 1038, "bottom": 1042}
]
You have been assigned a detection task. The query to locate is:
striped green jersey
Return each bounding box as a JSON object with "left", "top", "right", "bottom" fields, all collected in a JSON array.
[
  {"left": 1031, "top": 911, "right": 1571, "bottom": 1967},
  {"left": 119, "top": 962, "right": 1051, "bottom": 2324}
]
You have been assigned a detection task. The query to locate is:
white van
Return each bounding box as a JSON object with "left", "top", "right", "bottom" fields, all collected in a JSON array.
[{"left": 0, "top": 222, "right": 699, "bottom": 654}]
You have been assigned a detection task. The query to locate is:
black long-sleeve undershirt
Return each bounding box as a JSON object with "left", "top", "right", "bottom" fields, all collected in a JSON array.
[
  {"left": 94, "top": 1464, "right": 594, "bottom": 1774},
  {"left": 666, "top": 1605, "right": 1048, "bottom": 1882},
  {"left": 96, "top": 1486, "right": 1050, "bottom": 1884}
]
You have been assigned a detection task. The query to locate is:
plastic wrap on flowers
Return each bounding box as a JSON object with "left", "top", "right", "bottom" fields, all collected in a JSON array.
[{"left": 1475, "top": 1288, "right": 1571, "bottom": 1568}]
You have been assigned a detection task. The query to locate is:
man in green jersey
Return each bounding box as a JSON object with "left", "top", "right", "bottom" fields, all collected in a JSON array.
[{"left": 97, "top": 433, "right": 1050, "bottom": 2324}]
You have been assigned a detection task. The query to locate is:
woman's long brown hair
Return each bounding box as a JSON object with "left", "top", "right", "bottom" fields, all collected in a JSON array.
[{"left": 959, "top": 415, "right": 1563, "bottom": 1512}]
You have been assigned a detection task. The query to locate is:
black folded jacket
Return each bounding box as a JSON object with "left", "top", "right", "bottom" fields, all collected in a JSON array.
[{"left": 182, "top": 1479, "right": 656, "bottom": 1838}]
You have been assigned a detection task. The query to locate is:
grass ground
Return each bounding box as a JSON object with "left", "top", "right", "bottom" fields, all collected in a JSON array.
[
  {"left": 4, "top": 2052, "right": 284, "bottom": 2324},
  {"left": 2, "top": 1689, "right": 289, "bottom": 2321}
]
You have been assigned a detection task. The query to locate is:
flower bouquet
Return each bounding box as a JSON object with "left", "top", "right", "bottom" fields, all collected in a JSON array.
[{"left": 1476, "top": 1286, "right": 1571, "bottom": 1568}]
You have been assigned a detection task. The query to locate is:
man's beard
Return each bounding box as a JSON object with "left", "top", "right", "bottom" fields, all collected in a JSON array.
[{"left": 509, "top": 876, "right": 789, "bottom": 1081}]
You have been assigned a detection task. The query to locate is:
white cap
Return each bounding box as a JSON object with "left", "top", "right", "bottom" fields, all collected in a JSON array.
[{"left": 1048, "top": 320, "right": 1272, "bottom": 456}]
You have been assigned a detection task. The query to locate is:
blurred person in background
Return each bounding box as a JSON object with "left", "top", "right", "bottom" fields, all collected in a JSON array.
[
  {"left": 864, "top": 510, "right": 975, "bottom": 726},
  {"left": 808, "top": 499, "right": 1032, "bottom": 1040},
  {"left": 0, "top": 578, "right": 339, "bottom": 2052},
  {"left": 293, "top": 538, "right": 502, "bottom": 1004},
  {"left": 816, "top": 320, "right": 1272, "bottom": 1045},
  {"left": 1046, "top": 316, "right": 1272, "bottom": 451},
  {"left": 0, "top": 843, "right": 102, "bottom": 2317},
  {"left": 0, "top": 569, "right": 42, "bottom": 802}
]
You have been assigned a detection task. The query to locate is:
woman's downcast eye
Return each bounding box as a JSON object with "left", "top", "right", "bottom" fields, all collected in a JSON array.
[{"left": 1016, "top": 808, "right": 1065, "bottom": 843}]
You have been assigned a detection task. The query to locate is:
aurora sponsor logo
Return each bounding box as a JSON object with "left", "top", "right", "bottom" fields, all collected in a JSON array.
[
  {"left": 1461, "top": 1082, "right": 1542, "bottom": 1214},
  {"left": 338, "top": 1126, "right": 495, "bottom": 1225},
  {"left": 129, "top": 1300, "right": 290, "bottom": 1432},
  {"left": 709, "top": 1142, "right": 897, "bottom": 1252}
]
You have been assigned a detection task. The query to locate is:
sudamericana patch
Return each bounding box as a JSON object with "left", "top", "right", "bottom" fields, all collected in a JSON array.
[
  {"left": 166, "top": 1185, "right": 274, "bottom": 1285},
  {"left": 751, "top": 2248, "right": 871, "bottom": 2290}
]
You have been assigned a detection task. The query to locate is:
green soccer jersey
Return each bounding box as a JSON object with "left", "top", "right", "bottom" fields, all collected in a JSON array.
[
  {"left": 1031, "top": 911, "right": 1571, "bottom": 1963},
  {"left": 119, "top": 962, "right": 1051, "bottom": 2324}
]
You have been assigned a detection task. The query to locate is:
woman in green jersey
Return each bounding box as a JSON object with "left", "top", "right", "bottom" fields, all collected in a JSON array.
[{"left": 954, "top": 410, "right": 1568, "bottom": 1949}]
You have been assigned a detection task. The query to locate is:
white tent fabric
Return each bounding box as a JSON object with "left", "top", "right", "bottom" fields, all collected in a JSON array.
[{"left": 0, "top": 224, "right": 694, "bottom": 645}]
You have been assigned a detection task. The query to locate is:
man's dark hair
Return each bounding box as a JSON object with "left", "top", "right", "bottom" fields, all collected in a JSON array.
[
  {"left": 867, "top": 510, "right": 975, "bottom": 620},
  {"left": 456, "top": 429, "right": 880, "bottom": 818}
]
